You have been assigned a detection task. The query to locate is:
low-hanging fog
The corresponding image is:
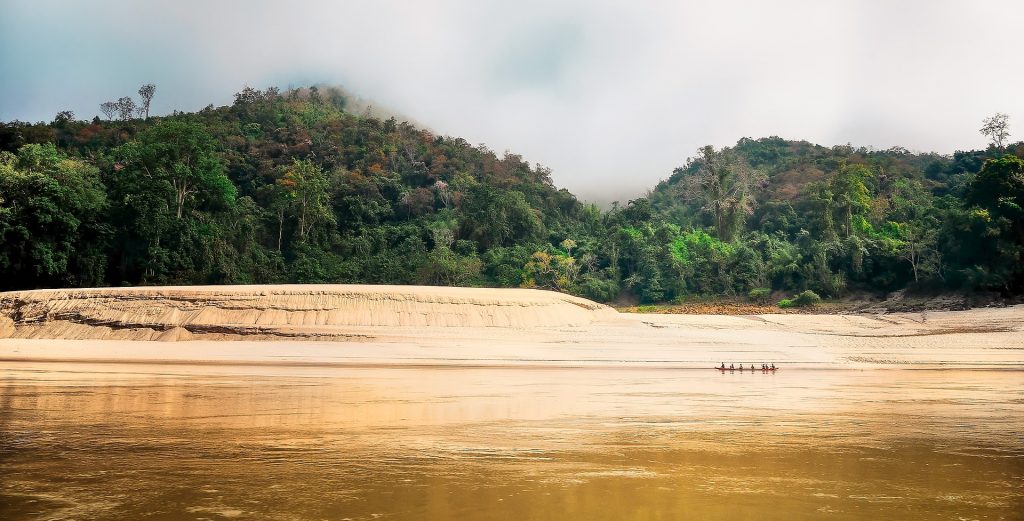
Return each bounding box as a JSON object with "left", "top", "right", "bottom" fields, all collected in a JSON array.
[{"left": 2, "top": 0, "right": 1022, "bottom": 202}]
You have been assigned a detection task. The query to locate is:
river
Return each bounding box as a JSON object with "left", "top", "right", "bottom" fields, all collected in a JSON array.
[{"left": 1, "top": 362, "right": 1021, "bottom": 520}]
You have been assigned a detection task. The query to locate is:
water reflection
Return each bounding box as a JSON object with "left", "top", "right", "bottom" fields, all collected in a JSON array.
[{"left": 1, "top": 363, "right": 1022, "bottom": 520}]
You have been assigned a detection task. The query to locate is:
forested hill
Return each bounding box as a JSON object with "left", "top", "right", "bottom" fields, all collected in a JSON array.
[
  {"left": 0, "top": 86, "right": 587, "bottom": 291},
  {"left": 1, "top": 86, "right": 1023, "bottom": 305},
  {"left": 639, "top": 135, "right": 1024, "bottom": 301}
]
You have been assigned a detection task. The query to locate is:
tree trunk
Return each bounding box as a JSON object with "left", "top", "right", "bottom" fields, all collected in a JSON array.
[
  {"left": 173, "top": 179, "right": 189, "bottom": 220},
  {"left": 905, "top": 249, "right": 919, "bottom": 283},
  {"left": 714, "top": 204, "right": 725, "bottom": 240},
  {"left": 845, "top": 205, "right": 852, "bottom": 237},
  {"left": 277, "top": 208, "right": 284, "bottom": 252}
]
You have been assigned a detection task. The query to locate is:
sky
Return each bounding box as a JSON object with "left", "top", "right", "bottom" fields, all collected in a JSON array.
[{"left": 2, "top": 0, "right": 1023, "bottom": 202}]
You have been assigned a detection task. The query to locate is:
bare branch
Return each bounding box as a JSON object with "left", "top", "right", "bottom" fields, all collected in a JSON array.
[
  {"left": 980, "top": 113, "right": 1010, "bottom": 149},
  {"left": 137, "top": 84, "right": 156, "bottom": 119}
]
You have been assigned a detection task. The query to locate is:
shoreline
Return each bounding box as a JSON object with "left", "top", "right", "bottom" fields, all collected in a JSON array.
[
  {"left": 616, "top": 294, "right": 1022, "bottom": 315},
  {"left": 2, "top": 356, "right": 1019, "bottom": 371},
  {"left": 2, "top": 285, "right": 1022, "bottom": 371}
]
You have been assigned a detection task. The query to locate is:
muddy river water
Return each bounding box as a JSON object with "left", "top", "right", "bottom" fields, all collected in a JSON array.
[{"left": 1, "top": 362, "right": 1021, "bottom": 520}]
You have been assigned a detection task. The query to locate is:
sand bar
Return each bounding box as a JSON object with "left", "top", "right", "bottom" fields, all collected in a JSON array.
[{"left": 1, "top": 284, "right": 1022, "bottom": 369}]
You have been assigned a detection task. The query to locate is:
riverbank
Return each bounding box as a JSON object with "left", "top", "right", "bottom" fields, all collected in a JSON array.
[
  {"left": 0, "top": 284, "right": 618, "bottom": 341},
  {"left": 616, "top": 290, "right": 1023, "bottom": 315},
  {"left": 1, "top": 285, "right": 1022, "bottom": 370}
]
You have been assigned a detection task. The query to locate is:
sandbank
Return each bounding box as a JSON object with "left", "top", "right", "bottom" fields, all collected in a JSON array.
[{"left": 1, "top": 285, "right": 1022, "bottom": 369}]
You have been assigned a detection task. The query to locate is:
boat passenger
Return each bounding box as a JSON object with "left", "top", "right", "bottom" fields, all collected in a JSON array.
[
  {"left": 770, "top": 363, "right": 776, "bottom": 370},
  {"left": 729, "top": 363, "right": 734, "bottom": 370},
  {"left": 720, "top": 363, "right": 726, "bottom": 370}
]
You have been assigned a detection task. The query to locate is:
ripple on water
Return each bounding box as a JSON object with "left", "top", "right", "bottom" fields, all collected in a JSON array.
[{"left": 0, "top": 364, "right": 1022, "bottom": 520}]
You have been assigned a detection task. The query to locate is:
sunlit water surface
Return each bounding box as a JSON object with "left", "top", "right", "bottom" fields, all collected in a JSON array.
[{"left": 1, "top": 362, "right": 1022, "bottom": 520}]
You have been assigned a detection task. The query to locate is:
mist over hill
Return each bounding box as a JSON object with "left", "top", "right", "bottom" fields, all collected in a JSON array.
[{"left": 1, "top": 86, "right": 1023, "bottom": 305}]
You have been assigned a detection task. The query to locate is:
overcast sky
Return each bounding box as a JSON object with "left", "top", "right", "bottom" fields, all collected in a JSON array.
[{"left": 2, "top": 0, "right": 1022, "bottom": 202}]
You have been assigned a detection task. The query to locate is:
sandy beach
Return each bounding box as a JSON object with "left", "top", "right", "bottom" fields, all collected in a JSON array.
[{"left": 1, "top": 284, "right": 1023, "bottom": 369}]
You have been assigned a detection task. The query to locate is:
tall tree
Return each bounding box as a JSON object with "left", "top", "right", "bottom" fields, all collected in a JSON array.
[
  {"left": 115, "top": 96, "right": 137, "bottom": 121},
  {"left": 829, "top": 162, "right": 872, "bottom": 238},
  {"left": 0, "top": 144, "right": 108, "bottom": 288},
  {"left": 99, "top": 101, "right": 117, "bottom": 121},
  {"left": 681, "top": 146, "right": 763, "bottom": 241},
  {"left": 277, "top": 159, "right": 333, "bottom": 241},
  {"left": 53, "top": 111, "right": 75, "bottom": 125},
  {"left": 958, "top": 155, "right": 1024, "bottom": 291},
  {"left": 125, "top": 121, "right": 235, "bottom": 220},
  {"left": 459, "top": 185, "right": 544, "bottom": 249},
  {"left": 968, "top": 155, "right": 1024, "bottom": 243},
  {"left": 137, "top": 84, "right": 156, "bottom": 119},
  {"left": 886, "top": 179, "right": 940, "bottom": 283},
  {"left": 980, "top": 113, "right": 1010, "bottom": 149}
]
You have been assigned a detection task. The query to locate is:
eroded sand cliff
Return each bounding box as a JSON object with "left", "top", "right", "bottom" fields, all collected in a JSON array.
[
  {"left": 0, "top": 285, "right": 619, "bottom": 341},
  {"left": 1, "top": 285, "right": 1022, "bottom": 369}
]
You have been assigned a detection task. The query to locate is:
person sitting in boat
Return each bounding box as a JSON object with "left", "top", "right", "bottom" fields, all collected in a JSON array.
[
  {"left": 750, "top": 364, "right": 756, "bottom": 371},
  {"left": 770, "top": 363, "right": 776, "bottom": 370},
  {"left": 762, "top": 363, "right": 767, "bottom": 370},
  {"left": 729, "top": 363, "right": 734, "bottom": 370}
]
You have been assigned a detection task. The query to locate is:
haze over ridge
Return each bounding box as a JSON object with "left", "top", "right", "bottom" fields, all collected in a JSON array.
[{"left": 2, "top": 0, "right": 1022, "bottom": 202}]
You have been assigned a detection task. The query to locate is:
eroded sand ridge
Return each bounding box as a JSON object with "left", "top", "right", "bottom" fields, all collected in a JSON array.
[
  {"left": 1, "top": 285, "right": 1022, "bottom": 369},
  {"left": 0, "top": 285, "right": 617, "bottom": 341}
]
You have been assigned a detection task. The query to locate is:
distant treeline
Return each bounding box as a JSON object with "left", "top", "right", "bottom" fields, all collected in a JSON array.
[{"left": 1, "top": 86, "right": 1022, "bottom": 303}]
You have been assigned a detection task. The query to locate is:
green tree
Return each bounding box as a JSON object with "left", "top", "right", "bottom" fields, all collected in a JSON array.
[
  {"left": 521, "top": 250, "right": 580, "bottom": 292},
  {"left": 459, "top": 185, "right": 543, "bottom": 249},
  {"left": 968, "top": 155, "right": 1024, "bottom": 226},
  {"left": 417, "top": 246, "right": 482, "bottom": 286},
  {"left": 127, "top": 121, "right": 235, "bottom": 220},
  {"left": 829, "top": 162, "right": 872, "bottom": 238},
  {"left": 0, "top": 145, "right": 108, "bottom": 288},
  {"left": 885, "top": 179, "right": 941, "bottom": 283},
  {"left": 681, "top": 146, "right": 763, "bottom": 241},
  {"left": 108, "top": 121, "right": 236, "bottom": 283},
  {"left": 277, "top": 159, "right": 333, "bottom": 241},
  {"left": 963, "top": 155, "right": 1024, "bottom": 291}
]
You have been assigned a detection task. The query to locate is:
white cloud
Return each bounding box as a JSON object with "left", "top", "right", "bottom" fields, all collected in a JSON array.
[{"left": 2, "top": 0, "right": 1022, "bottom": 202}]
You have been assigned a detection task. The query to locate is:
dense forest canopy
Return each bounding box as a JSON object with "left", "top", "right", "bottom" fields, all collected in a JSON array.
[{"left": 1, "top": 85, "right": 1023, "bottom": 304}]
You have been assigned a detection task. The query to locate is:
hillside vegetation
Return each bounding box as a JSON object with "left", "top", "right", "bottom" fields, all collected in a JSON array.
[{"left": 1, "top": 86, "right": 1022, "bottom": 306}]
